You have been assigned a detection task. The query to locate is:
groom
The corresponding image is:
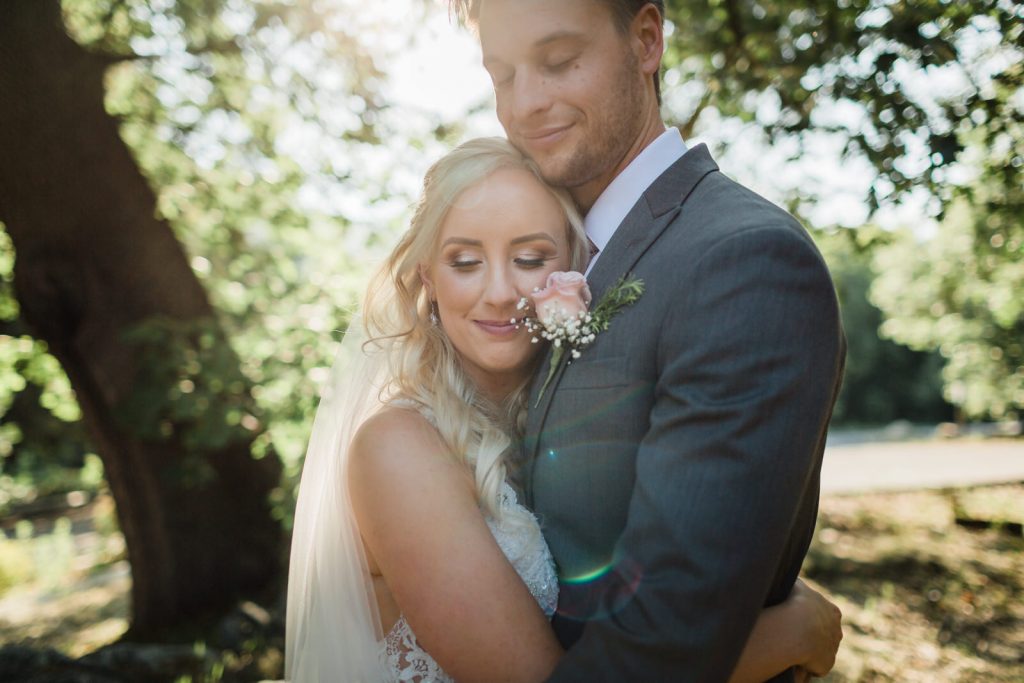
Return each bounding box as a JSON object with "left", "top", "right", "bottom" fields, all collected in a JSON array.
[{"left": 454, "top": 1, "right": 846, "bottom": 680}]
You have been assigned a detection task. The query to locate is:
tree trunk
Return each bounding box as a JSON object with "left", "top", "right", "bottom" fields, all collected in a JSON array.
[{"left": 0, "top": 0, "right": 283, "bottom": 637}]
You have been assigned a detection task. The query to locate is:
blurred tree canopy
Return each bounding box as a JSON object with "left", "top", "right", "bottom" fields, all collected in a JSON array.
[
  {"left": 58, "top": 0, "right": 413, "bottom": 468},
  {"left": 871, "top": 152, "right": 1024, "bottom": 418},
  {"left": 814, "top": 227, "right": 952, "bottom": 425},
  {"left": 662, "top": 0, "right": 1023, "bottom": 419},
  {"left": 0, "top": 0, "right": 446, "bottom": 635}
]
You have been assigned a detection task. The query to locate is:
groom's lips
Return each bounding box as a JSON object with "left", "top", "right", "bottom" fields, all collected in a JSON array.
[{"left": 521, "top": 124, "right": 572, "bottom": 149}]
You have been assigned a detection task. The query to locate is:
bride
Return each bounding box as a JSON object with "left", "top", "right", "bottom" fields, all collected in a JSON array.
[{"left": 285, "top": 137, "right": 842, "bottom": 682}]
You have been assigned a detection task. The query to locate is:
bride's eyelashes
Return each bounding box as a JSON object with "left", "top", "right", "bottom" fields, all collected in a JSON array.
[
  {"left": 446, "top": 253, "right": 558, "bottom": 271},
  {"left": 514, "top": 255, "right": 557, "bottom": 269}
]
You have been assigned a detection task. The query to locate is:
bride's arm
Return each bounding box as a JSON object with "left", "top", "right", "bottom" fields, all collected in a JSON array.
[
  {"left": 728, "top": 579, "right": 843, "bottom": 683},
  {"left": 349, "top": 407, "right": 562, "bottom": 683}
]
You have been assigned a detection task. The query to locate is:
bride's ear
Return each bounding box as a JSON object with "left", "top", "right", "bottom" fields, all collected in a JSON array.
[{"left": 418, "top": 264, "right": 435, "bottom": 300}]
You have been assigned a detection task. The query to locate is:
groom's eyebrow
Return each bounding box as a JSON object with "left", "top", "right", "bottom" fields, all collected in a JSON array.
[
  {"left": 534, "top": 30, "right": 586, "bottom": 49},
  {"left": 482, "top": 31, "right": 586, "bottom": 68},
  {"left": 510, "top": 233, "right": 556, "bottom": 245}
]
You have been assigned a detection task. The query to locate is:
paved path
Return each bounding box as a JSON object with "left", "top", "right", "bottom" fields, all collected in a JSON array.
[{"left": 820, "top": 438, "right": 1024, "bottom": 495}]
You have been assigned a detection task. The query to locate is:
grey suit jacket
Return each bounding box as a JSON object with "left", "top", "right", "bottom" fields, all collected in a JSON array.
[{"left": 521, "top": 145, "right": 846, "bottom": 682}]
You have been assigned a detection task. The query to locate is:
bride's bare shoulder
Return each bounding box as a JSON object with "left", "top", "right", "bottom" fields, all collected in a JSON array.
[
  {"left": 348, "top": 403, "right": 469, "bottom": 491},
  {"left": 358, "top": 403, "right": 438, "bottom": 445}
]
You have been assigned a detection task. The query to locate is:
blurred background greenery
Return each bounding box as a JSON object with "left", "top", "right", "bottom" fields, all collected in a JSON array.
[{"left": 0, "top": 0, "right": 1021, "bottom": 680}]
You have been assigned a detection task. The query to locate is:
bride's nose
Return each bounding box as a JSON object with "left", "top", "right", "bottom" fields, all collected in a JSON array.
[{"left": 481, "top": 264, "right": 518, "bottom": 308}]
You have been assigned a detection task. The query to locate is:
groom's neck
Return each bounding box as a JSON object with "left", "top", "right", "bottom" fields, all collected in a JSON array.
[{"left": 571, "top": 117, "right": 667, "bottom": 214}]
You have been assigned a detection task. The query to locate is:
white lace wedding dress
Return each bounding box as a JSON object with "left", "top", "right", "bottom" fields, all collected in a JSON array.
[{"left": 378, "top": 404, "right": 559, "bottom": 682}]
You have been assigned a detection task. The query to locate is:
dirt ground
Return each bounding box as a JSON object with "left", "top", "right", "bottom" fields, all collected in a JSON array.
[
  {"left": 2, "top": 485, "right": 1022, "bottom": 681},
  {"left": 807, "top": 484, "right": 1024, "bottom": 681}
]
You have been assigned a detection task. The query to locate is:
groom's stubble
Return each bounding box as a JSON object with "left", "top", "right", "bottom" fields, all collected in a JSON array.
[{"left": 532, "top": 47, "right": 649, "bottom": 198}]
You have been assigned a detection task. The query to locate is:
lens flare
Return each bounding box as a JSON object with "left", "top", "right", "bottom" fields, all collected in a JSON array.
[{"left": 555, "top": 556, "right": 644, "bottom": 622}]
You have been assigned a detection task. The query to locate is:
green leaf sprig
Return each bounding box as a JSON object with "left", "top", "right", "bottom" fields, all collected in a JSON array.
[{"left": 531, "top": 274, "right": 644, "bottom": 406}]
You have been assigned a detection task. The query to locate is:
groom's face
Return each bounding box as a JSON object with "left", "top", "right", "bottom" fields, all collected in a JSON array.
[{"left": 478, "top": 0, "right": 653, "bottom": 206}]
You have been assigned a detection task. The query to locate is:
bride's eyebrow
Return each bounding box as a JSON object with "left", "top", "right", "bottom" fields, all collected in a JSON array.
[
  {"left": 441, "top": 237, "right": 483, "bottom": 247},
  {"left": 510, "top": 233, "right": 556, "bottom": 246}
]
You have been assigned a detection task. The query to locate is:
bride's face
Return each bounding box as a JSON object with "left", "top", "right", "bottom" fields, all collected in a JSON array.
[{"left": 424, "top": 167, "right": 573, "bottom": 400}]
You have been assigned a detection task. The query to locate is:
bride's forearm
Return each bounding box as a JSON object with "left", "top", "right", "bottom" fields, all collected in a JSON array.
[{"left": 727, "top": 602, "right": 807, "bottom": 683}]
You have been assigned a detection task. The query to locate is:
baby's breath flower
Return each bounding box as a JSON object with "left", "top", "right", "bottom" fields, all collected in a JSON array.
[{"left": 525, "top": 273, "right": 645, "bottom": 405}]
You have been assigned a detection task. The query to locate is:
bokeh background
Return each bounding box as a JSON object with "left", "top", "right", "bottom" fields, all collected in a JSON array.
[{"left": 0, "top": 0, "right": 1021, "bottom": 680}]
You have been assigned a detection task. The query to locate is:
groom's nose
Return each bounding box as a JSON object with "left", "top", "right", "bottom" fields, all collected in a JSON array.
[{"left": 506, "top": 69, "right": 554, "bottom": 122}]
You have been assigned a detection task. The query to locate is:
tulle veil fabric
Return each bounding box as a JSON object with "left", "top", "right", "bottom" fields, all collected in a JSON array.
[{"left": 285, "top": 317, "right": 392, "bottom": 682}]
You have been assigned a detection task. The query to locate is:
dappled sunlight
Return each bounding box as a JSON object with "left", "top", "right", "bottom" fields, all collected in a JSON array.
[
  {"left": 807, "top": 485, "right": 1024, "bottom": 681},
  {"left": 0, "top": 0, "right": 1020, "bottom": 679}
]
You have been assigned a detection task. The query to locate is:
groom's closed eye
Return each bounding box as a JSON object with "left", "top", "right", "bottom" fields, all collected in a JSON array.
[
  {"left": 534, "top": 32, "right": 587, "bottom": 67},
  {"left": 541, "top": 51, "right": 581, "bottom": 74}
]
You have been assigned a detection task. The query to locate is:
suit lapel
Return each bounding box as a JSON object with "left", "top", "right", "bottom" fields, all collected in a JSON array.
[
  {"left": 524, "top": 144, "right": 720, "bottom": 496},
  {"left": 587, "top": 144, "right": 719, "bottom": 301}
]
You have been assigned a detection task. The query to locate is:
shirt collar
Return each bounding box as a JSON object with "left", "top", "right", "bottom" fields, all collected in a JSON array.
[{"left": 583, "top": 128, "right": 687, "bottom": 264}]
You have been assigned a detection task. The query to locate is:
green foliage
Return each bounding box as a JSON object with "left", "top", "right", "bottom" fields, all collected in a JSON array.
[
  {"left": 0, "top": 534, "right": 34, "bottom": 596},
  {"left": 0, "top": 224, "right": 94, "bottom": 513},
  {"left": 589, "top": 274, "right": 645, "bottom": 334},
  {"left": 663, "top": 0, "right": 1023, "bottom": 420},
  {"left": 663, "top": 0, "right": 1022, "bottom": 208},
  {"left": 0, "top": 518, "right": 77, "bottom": 595},
  {"left": 871, "top": 158, "right": 1024, "bottom": 418},
  {"left": 31, "top": 517, "right": 76, "bottom": 591},
  {"left": 814, "top": 228, "right": 951, "bottom": 425},
  {"left": 117, "top": 316, "right": 259, "bottom": 454},
  {"left": 83, "top": 0, "right": 397, "bottom": 476},
  {"left": 7, "top": 0, "right": 461, "bottom": 525},
  {"left": 37, "top": 0, "right": 451, "bottom": 524}
]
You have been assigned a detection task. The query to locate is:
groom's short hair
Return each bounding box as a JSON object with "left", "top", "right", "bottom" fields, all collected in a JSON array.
[
  {"left": 450, "top": 0, "right": 666, "bottom": 101},
  {"left": 450, "top": 0, "right": 665, "bottom": 35},
  {"left": 603, "top": 0, "right": 666, "bottom": 35}
]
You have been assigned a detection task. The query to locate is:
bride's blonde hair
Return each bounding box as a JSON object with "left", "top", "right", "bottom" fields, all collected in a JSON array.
[{"left": 363, "top": 137, "right": 587, "bottom": 524}]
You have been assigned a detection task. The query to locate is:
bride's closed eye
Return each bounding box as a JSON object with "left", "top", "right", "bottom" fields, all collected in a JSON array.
[{"left": 514, "top": 255, "right": 555, "bottom": 269}]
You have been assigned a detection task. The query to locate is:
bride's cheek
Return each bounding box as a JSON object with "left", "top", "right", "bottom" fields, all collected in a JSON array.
[{"left": 528, "top": 270, "right": 553, "bottom": 292}]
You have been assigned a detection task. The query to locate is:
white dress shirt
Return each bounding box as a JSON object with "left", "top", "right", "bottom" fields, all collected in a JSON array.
[{"left": 584, "top": 128, "right": 688, "bottom": 274}]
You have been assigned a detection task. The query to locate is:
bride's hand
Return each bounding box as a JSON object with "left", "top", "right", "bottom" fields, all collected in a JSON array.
[{"left": 789, "top": 578, "right": 843, "bottom": 677}]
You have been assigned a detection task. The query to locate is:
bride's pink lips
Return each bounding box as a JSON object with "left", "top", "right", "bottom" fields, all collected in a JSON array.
[
  {"left": 474, "top": 319, "right": 522, "bottom": 337},
  {"left": 521, "top": 124, "right": 572, "bottom": 150}
]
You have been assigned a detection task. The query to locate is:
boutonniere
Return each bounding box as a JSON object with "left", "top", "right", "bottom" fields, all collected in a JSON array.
[{"left": 516, "top": 271, "right": 645, "bottom": 406}]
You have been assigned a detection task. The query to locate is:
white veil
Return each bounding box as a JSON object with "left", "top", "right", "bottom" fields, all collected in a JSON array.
[{"left": 285, "top": 316, "right": 391, "bottom": 682}]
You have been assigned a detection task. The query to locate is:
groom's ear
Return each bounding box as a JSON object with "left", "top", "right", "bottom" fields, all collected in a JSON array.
[{"left": 630, "top": 4, "right": 664, "bottom": 79}]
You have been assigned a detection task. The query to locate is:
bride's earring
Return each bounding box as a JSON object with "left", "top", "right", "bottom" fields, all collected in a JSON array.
[{"left": 429, "top": 301, "right": 439, "bottom": 326}]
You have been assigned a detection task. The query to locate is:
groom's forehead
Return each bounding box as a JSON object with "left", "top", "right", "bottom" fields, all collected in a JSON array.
[
  {"left": 473, "top": 0, "right": 617, "bottom": 28},
  {"left": 475, "top": 0, "right": 618, "bottom": 47}
]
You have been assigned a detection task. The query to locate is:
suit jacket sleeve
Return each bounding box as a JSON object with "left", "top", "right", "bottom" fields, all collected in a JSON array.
[{"left": 546, "top": 223, "right": 845, "bottom": 681}]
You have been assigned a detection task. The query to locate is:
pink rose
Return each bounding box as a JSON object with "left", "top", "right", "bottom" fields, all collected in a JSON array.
[{"left": 532, "top": 271, "right": 591, "bottom": 323}]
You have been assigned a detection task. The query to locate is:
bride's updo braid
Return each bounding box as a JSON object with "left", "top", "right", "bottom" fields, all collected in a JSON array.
[{"left": 362, "top": 138, "right": 587, "bottom": 526}]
